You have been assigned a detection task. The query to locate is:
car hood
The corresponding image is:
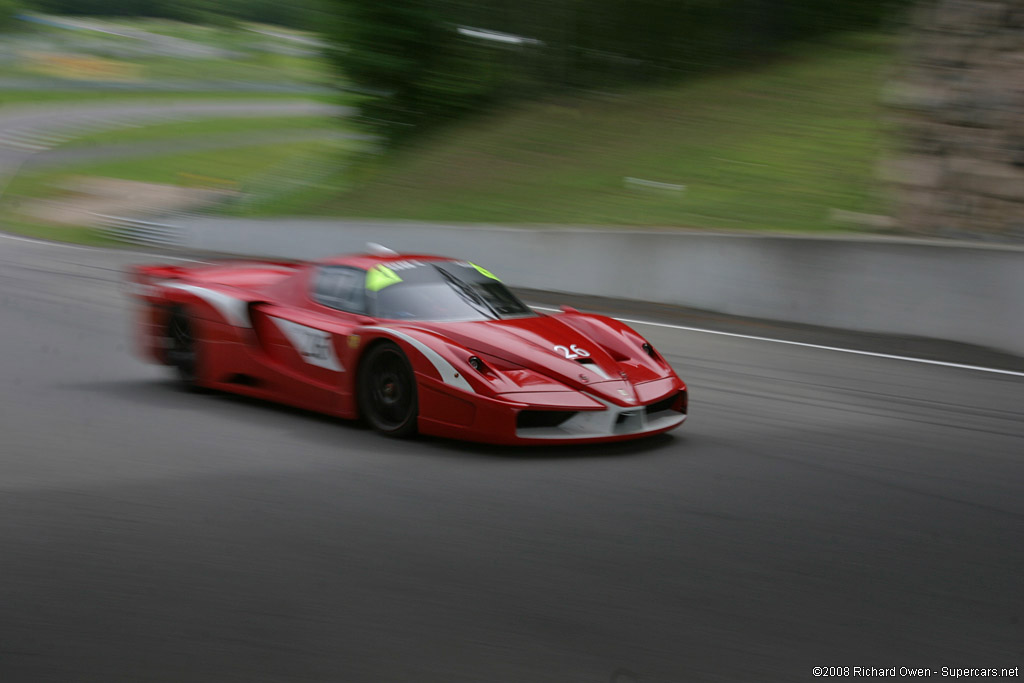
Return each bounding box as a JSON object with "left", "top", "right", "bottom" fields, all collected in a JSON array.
[{"left": 412, "top": 314, "right": 661, "bottom": 406}]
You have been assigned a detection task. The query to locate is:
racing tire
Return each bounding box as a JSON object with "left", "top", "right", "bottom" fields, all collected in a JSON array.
[
  {"left": 164, "top": 307, "right": 202, "bottom": 391},
  {"left": 358, "top": 341, "right": 418, "bottom": 438}
]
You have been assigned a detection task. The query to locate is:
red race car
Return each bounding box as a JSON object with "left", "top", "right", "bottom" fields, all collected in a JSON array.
[{"left": 128, "top": 247, "right": 687, "bottom": 444}]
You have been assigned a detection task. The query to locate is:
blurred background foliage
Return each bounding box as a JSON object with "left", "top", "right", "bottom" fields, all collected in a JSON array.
[
  {"left": 0, "top": 0, "right": 922, "bottom": 236},
  {"left": 0, "top": 0, "right": 24, "bottom": 30},
  {"left": 327, "top": 0, "right": 914, "bottom": 146},
  {"left": 21, "top": 0, "right": 329, "bottom": 29},
  {"left": 1, "top": 0, "right": 914, "bottom": 144}
]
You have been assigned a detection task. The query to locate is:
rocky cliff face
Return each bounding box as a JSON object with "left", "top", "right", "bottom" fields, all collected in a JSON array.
[{"left": 886, "top": 0, "right": 1024, "bottom": 242}]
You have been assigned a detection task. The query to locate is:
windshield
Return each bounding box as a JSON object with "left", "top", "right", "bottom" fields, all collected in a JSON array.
[{"left": 368, "top": 260, "right": 535, "bottom": 321}]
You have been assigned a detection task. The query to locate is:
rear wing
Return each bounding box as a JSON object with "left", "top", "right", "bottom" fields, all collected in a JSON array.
[
  {"left": 126, "top": 260, "right": 301, "bottom": 301},
  {"left": 126, "top": 263, "right": 192, "bottom": 300},
  {"left": 132, "top": 263, "right": 189, "bottom": 282}
]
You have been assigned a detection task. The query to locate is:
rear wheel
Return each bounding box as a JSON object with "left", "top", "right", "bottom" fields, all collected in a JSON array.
[
  {"left": 358, "top": 341, "right": 418, "bottom": 437},
  {"left": 165, "top": 307, "right": 201, "bottom": 389}
]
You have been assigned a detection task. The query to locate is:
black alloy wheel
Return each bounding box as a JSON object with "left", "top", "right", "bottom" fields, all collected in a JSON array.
[
  {"left": 165, "top": 307, "right": 200, "bottom": 389},
  {"left": 359, "top": 341, "right": 418, "bottom": 437}
]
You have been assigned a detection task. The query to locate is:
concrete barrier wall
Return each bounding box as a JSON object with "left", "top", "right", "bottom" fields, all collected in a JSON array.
[{"left": 177, "top": 218, "right": 1024, "bottom": 357}]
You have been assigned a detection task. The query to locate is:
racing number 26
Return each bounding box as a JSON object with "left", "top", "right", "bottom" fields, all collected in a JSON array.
[{"left": 553, "top": 344, "right": 590, "bottom": 360}]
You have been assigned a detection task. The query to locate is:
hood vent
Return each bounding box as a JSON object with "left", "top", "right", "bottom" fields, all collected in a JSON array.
[{"left": 575, "top": 357, "right": 611, "bottom": 380}]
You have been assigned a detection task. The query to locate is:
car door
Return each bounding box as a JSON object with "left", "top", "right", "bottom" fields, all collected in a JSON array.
[{"left": 250, "top": 266, "right": 366, "bottom": 416}]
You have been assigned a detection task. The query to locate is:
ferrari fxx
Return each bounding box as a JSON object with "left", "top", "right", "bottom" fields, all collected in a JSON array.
[{"left": 129, "top": 247, "right": 687, "bottom": 444}]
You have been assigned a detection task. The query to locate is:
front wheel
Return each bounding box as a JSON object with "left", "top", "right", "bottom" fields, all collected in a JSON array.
[{"left": 358, "top": 341, "right": 418, "bottom": 437}]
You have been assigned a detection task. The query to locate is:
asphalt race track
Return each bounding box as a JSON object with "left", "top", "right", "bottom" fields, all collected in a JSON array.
[
  {"left": 0, "top": 100, "right": 346, "bottom": 176},
  {"left": 1, "top": 235, "right": 1022, "bottom": 683}
]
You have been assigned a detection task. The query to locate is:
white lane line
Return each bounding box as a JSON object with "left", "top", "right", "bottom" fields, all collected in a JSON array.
[
  {"left": 530, "top": 305, "right": 1024, "bottom": 378},
  {"left": 0, "top": 232, "right": 94, "bottom": 251},
  {"left": 0, "top": 232, "right": 209, "bottom": 263}
]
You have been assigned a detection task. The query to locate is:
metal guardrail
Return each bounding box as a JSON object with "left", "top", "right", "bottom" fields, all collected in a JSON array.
[{"left": 92, "top": 214, "right": 184, "bottom": 248}]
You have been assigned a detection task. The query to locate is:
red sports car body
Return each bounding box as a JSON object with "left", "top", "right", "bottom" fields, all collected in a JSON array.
[{"left": 128, "top": 250, "right": 687, "bottom": 444}]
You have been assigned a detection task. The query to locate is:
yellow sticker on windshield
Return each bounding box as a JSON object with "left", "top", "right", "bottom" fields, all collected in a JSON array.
[
  {"left": 366, "top": 264, "right": 402, "bottom": 292},
  {"left": 470, "top": 263, "right": 499, "bottom": 280}
]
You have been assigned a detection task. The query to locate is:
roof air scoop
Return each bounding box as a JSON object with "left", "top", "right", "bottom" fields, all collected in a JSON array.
[{"left": 367, "top": 243, "right": 398, "bottom": 256}]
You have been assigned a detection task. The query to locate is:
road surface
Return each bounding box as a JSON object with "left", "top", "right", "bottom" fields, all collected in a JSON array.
[
  {"left": 0, "top": 99, "right": 347, "bottom": 172},
  {"left": 0, "top": 234, "right": 1021, "bottom": 682}
]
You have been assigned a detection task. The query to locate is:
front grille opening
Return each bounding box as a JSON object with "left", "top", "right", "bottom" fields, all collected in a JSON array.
[
  {"left": 613, "top": 408, "right": 644, "bottom": 433},
  {"left": 615, "top": 410, "right": 641, "bottom": 425},
  {"left": 646, "top": 391, "right": 685, "bottom": 415},
  {"left": 517, "top": 410, "right": 577, "bottom": 429}
]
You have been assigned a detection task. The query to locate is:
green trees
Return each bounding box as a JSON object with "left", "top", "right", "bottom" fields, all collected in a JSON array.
[
  {"left": 327, "top": 0, "right": 527, "bottom": 144},
  {"left": 0, "top": 0, "right": 23, "bottom": 31}
]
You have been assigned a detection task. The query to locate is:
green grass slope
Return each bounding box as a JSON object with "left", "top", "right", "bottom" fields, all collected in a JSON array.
[{"left": 309, "top": 33, "right": 896, "bottom": 233}]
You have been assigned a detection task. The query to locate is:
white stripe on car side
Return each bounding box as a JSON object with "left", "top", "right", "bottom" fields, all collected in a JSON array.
[
  {"left": 363, "top": 326, "right": 475, "bottom": 394},
  {"left": 163, "top": 283, "right": 252, "bottom": 328},
  {"left": 269, "top": 317, "right": 345, "bottom": 372}
]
